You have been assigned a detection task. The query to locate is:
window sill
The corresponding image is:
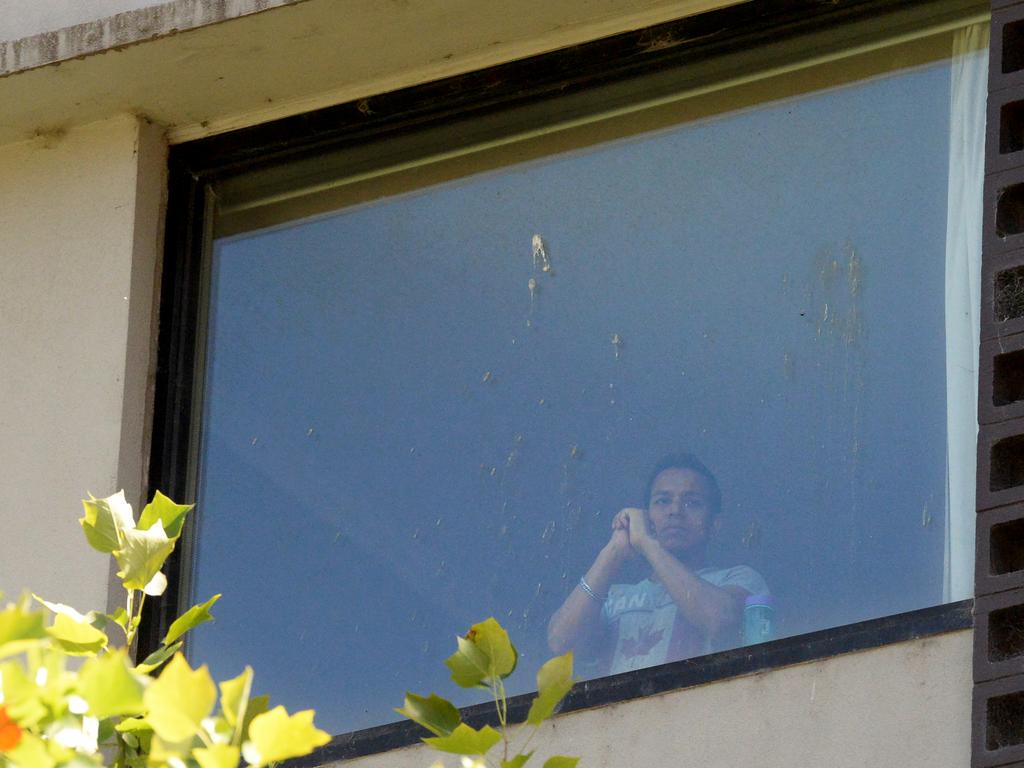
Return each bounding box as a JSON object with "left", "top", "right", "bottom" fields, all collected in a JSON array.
[{"left": 290, "top": 599, "right": 973, "bottom": 766}]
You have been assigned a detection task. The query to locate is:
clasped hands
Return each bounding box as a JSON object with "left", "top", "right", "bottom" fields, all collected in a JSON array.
[{"left": 607, "top": 507, "right": 660, "bottom": 561}]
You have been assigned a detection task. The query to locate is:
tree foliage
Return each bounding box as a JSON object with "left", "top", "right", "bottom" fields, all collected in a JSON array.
[
  {"left": 0, "top": 491, "right": 330, "bottom": 768},
  {"left": 399, "top": 617, "right": 578, "bottom": 768}
]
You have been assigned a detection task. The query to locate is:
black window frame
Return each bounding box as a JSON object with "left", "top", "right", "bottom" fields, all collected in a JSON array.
[{"left": 146, "top": 0, "right": 982, "bottom": 761}]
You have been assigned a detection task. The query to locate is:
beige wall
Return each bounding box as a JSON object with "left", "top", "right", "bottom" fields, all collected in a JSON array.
[
  {"left": 345, "top": 630, "right": 973, "bottom": 768},
  {"left": 0, "top": 114, "right": 166, "bottom": 613}
]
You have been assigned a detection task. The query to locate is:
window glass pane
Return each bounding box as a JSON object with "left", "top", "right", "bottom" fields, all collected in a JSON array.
[{"left": 190, "top": 28, "right": 984, "bottom": 735}]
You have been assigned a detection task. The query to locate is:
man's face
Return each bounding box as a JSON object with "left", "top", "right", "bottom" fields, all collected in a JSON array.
[{"left": 647, "top": 468, "right": 714, "bottom": 557}]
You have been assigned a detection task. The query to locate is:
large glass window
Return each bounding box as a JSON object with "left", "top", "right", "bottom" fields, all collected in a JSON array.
[{"left": 182, "top": 15, "right": 987, "bottom": 736}]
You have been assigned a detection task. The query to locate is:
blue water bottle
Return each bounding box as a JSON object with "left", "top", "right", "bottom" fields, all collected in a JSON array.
[{"left": 742, "top": 594, "right": 775, "bottom": 645}]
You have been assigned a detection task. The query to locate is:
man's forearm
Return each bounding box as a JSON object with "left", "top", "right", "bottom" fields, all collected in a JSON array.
[
  {"left": 637, "top": 540, "right": 741, "bottom": 637},
  {"left": 547, "top": 544, "right": 624, "bottom": 654}
]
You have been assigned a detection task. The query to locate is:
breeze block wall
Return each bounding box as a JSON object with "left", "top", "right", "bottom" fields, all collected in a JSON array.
[{"left": 975, "top": 4, "right": 1024, "bottom": 765}]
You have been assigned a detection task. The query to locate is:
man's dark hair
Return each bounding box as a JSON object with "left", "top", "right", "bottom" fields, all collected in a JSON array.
[{"left": 644, "top": 452, "right": 722, "bottom": 517}]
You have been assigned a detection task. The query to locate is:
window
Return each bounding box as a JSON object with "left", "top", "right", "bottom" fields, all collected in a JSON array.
[{"left": 151, "top": 0, "right": 988, "bottom": 748}]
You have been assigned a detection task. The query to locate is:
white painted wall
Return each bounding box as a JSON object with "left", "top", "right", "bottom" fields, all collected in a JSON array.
[{"left": 0, "top": 114, "right": 166, "bottom": 613}]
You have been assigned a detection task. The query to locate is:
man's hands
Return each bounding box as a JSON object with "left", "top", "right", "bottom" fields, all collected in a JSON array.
[{"left": 608, "top": 507, "right": 659, "bottom": 561}]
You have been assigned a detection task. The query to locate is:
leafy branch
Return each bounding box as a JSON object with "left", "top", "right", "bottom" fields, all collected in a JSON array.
[
  {"left": 397, "top": 617, "right": 579, "bottom": 768},
  {"left": 0, "top": 490, "right": 330, "bottom": 768}
]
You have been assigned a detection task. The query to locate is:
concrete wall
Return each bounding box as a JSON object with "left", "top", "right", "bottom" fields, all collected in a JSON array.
[
  {"left": 344, "top": 630, "right": 973, "bottom": 768},
  {"left": 0, "top": 115, "right": 167, "bottom": 613}
]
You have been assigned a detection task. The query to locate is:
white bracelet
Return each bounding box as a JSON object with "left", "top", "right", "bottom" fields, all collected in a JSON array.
[{"left": 579, "top": 576, "right": 607, "bottom": 602}]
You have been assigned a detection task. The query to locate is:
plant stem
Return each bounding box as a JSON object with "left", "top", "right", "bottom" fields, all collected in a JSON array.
[
  {"left": 125, "top": 589, "right": 135, "bottom": 647},
  {"left": 124, "top": 589, "right": 146, "bottom": 650}
]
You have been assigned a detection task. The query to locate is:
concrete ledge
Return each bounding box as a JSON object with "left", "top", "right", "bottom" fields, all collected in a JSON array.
[
  {"left": 0, "top": 0, "right": 740, "bottom": 146},
  {"left": 0, "top": 0, "right": 307, "bottom": 76}
]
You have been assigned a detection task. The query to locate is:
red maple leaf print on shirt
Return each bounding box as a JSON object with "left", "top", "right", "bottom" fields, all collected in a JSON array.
[{"left": 619, "top": 622, "right": 665, "bottom": 659}]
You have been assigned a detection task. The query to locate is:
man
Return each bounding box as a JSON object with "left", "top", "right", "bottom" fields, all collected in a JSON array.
[{"left": 547, "top": 453, "right": 768, "bottom": 674}]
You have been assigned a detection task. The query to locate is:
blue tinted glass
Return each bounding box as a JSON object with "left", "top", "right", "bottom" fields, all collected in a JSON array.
[{"left": 192, "top": 54, "right": 969, "bottom": 734}]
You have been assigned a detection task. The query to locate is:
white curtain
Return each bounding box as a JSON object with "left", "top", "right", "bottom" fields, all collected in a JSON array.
[{"left": 944, "top": 21, "right": 989, "bottom": 603}]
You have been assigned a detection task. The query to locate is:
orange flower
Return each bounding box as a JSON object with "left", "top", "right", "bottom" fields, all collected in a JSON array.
[{"left": 0, "top": 706, "right": 22, "bottom": 752}]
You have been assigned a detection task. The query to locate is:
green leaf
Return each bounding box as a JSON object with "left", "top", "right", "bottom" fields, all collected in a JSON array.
[
  {"left": 46, "top": 613, "right": 107, "bottom": 655},
  {"left": 0, "top": 661, "right": 46, "bottom": 725},
  {"left": 242, "top": 694, "right": 269, "bottom": 737},
  {"left": 503, "top": 751, "right": 534, "bottom": 768},
  {"left": 526, "top": 652, "right": 574, "bottom": 725},
  {"left": 445, "top": 618, "right": 518, "bottom": 688},
  {"left": 79, "top": 491, "right": 135, "bottom": 554},
  {"left": 114, "top": 717, "right": 152, "bottom": 734},
  {"left": 542, "top": 758, "right": 579, "bottom": 768},
  {"left": 162, "top": 594, "right": 219, "bottom": 646},
  {"left": 422, "top": 723, "right": 501, "bottom": 755},
  {"left": 78, "top": 649, "right": 145, "bottom": 718},
  {"left": 113, "top": 521, "right": 175, "bottom": 594},
  {"left": 445, "top": 635, "right": 491, "bottom": 688},
  {"left": 31, "top": 596, "right": 107, "bottom": 636},
  {"left": 218, "top": 666, "right": 253, "bottom": 728},
  {"left": 241, "top": 706, "right": 330, "bottom": 767},
  {"left": 468, "top": 618, "right": 517, "bottom": 679},
  {"left": 194, "top": 744, "right": 240, "bottom": 768},
  {"left": 137, "top": 491, "right": 193, "bottom": 542},
  {"left": 395, "top": 692, "right": 460, "bottom": 737},
  {"left": 107, "top": 608, "right": 128, "bottom": 631},
  {"left": 143, "top": 653, "right": 217, "bottom": 743},
  {"left": 6, "top": 732, "right": 56, "bottom": 768},
  {"left": 135, "top": 641, "right": 182, "bottom": 674},
  {"left": 0, "top": 602, "right": 45, "bottom": 648}
]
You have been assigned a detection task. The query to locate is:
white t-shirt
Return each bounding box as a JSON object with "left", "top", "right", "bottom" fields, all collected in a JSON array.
[{"left": 602, "top": 566, "right": 769, "bottom": 675}]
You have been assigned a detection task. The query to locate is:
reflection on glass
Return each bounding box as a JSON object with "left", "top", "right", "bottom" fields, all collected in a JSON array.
[{"left": 190, "top": 31, "right": 984, "bottom": 735}]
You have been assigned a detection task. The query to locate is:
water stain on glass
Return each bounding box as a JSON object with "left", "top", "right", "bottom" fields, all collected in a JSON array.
[
  {"left": 847, "top": 246, "right": 863, "bottom": 297},
  {"left": 306, "top": 427, "right": 315, "bottom": 437},
  {"left": 541, "top": 520, "right": 556, "bottom": 542},
  {"left": 250, "top": 437, "right": 259, "bottom": 447},
  {"left": 742, "top": 520, "right": 762, "bottom": 549},
  {"left": 482, "top": 371, "right": 493, "bottom": 383},
  {"left": 532, "top": 234, "right": 553, "bottom": 274},
  {"left": 611, "top": 333, "right": 623, "bottom": 359},
  {"left": 527, "top": 277, "right": 539, "bottom": 327}
]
